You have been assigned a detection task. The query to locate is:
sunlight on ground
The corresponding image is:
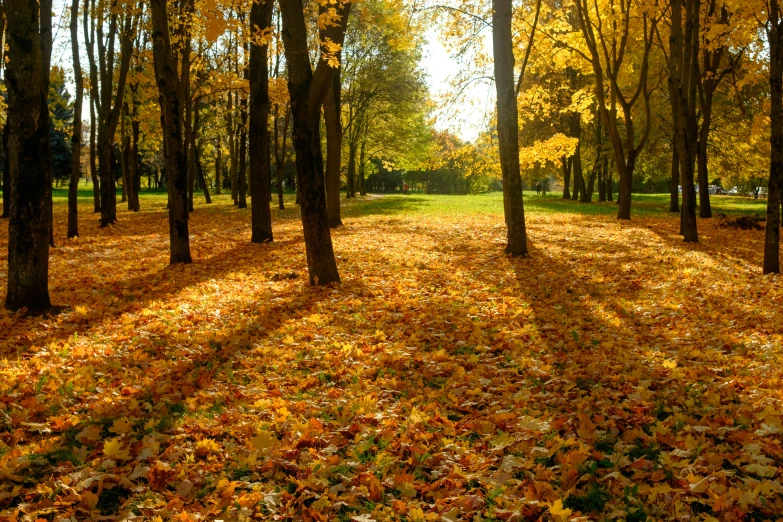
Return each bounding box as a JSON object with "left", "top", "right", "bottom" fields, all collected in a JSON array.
[{"left": 0, "top": 194, "right": 781, "bottom": 521}]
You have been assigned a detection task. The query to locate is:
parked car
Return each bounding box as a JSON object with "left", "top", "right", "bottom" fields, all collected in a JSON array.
[
  {"left": 709, "top": 185, "right": 724, "bottom": 195},
  {"left": 728, "top": 187, "right": 738, "bottom": 195}
]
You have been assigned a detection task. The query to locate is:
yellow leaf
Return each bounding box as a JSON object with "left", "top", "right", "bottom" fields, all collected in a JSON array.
[
  {"left": 103, "top": 438, "right": 130, "bottom": 460},
  {"left": 110, "top": 417, "right": 132, "bottom": 435},
  {"left": 550, "top": 499, "right": 572, "bottom": 519},
  {"left": 76, "top": 424, "right": 102, "bottom": 444},
  {"left": 663, "top": 359, "right": 677, "bottom": 369},
  {"left": 311, "top": 496, "right": 331, "bottom": 511},
  {"left": 250, "top": 431, "right": 275, "bottom": 451}
]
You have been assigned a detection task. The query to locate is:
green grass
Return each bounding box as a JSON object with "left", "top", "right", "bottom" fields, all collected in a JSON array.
[
  {"left": 343, "top": 192, "right": 770, "bottom": 218},
  {"left": 1, "top": 186, "right": 770, "bottom": 219}
]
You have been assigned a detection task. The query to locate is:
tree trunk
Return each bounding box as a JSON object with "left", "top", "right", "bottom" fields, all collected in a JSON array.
[
  {"left": 150, "top": 0, "right": 192, "bottom": 265},
  {"left": 617, "top": 161, "right": 633, "bottom": 219},
  {"left": 228, "top": 93, "right": 237, "bottom": 204},
  {"left": 129, "top": 116, "right": 140, "bottom": 211},
  {"left": 598, "top": 155, "right": 607, "bottom": 201},
  {"left": 121, "top": 112, "right": 129, "bottom": 204},
  {"left": 5, "top": 0, "right": 52, "bottom": 311},
  {"left": 669, "top": 141, "right": 680, "bottom": 212},
  {"left": 493, "top": 0, "right": 528, "bottom": 256},
  {"left": 561, "top": 155, "right": 571, "bottom": 199},
  {"left": 215, "top": 144, "right": 222, "bottom": 194},
  {"left": 238, "top": 99, "right": 248, "bottom": 209},
  {"left": 697, "top": 93, "right": 712, "bottom": 218},
  {"left": 96, "top": 14, "right": 134, "bottom": 227},
  {"left": 606, "top": 171, "right": 613, "bottom": 201},
  {"left": 89, "top": 96, "right": 100, "bottom": 212},
  {"left": 279, "top": 0, "right": 348, "bottom": 285},
  {"left": 765, "top": 0, "right": 783, "bottom": 274},
  {"left": 359, "top": 141, "right": 367, "bottom": 196},
  {"left": 670, "top": 0, "right": 700, "bottom": 242},
  {"left": 0, "top": 5, "right": 6, "bottom": 220},
  {"left": 324, "top": 74, "right": 343, "bottom": 228},
  {"left": 249, "top": 0, "right": 273, "bottom": 243},
  {"left": 273, "top": 104, "right": 289, "bottom": 210},
  {"left": 347, "top": 140, "right": 357, "bottom": 198},
  {"left": 1, "top": 125, "right": 8, "bottom": 218}
]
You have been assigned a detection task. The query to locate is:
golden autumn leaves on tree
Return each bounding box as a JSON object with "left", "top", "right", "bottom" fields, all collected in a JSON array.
[{"left": 3, "top": 0, "right": 783, "bottom": 521}]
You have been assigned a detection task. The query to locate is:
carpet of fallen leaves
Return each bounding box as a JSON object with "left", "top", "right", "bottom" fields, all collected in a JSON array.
[{"left": 1, "top": 195, "right": 783, "bottom": 522}]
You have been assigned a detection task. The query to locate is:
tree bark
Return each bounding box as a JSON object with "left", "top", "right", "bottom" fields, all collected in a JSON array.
[
  {"left": 238, "top": 99, "right": 248, "bottom": 209},
  {"left": 89, "top": 94, "right": 100, "bottom": 212},
  {"left": 765, "top": 0, "right": 783, "bottom": 273},
  {"left": 249, "top": 0, "right": 273, "bottom": 243},
  {"left": 697, "top": 92, "right": 713, "bottom": 217},
  {"left": 493, "top": 0, "right": 528, "bottom": 256},
  {"left": 670, "top": 0, "right": 700, "bottom": 242},
  {"left": 150, "top": 0, "right": 192, "bottom": 264},
  {"left": 562, "top": 155, "right": 571, "bottom": 199},
  {"left": 5, "top": 0, "right": 52, "bottom": 311},
  {"left": 324, "top": 74, "right": 343, "bottom": 228},
  {"left": 0, "top": 3, "right": 6, "bottom": 220},
  {"left": 279, "top": 0, "right": 349, "bottom": 285},
  {"left": 669, "top": 141, "right": 680, "bottom": 212},
  {"left": 359, "top": 140, "right": 366, "bottom": 196},
  {"left": 215, "top": 142, "right": 222, "bottom": 194},
  {"left": 95, "top": 13, "right": 134, "bottom": 226},
  {"left": 273, "top": 105, "right": 289, "bottom": 210}
]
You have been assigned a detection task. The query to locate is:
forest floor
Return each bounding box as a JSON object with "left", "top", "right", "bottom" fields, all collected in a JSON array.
[{"left": 0, "top": 191, "right": 782, "bottom": 522}]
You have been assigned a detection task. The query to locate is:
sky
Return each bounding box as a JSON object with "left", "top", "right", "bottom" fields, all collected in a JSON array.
[{"left": 48, "top": 2, "right": 494, "bottom": 143}]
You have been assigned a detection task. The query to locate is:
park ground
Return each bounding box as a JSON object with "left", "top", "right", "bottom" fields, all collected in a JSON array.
[{"left": 0, "top": 190, "right": 782, "bottom": 521}]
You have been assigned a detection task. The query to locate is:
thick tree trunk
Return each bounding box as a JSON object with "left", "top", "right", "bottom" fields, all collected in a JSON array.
[
  {"left": 670, "top": 0, "right": 700, "bottom": 242},
  {"left": 765, "top": 0, "right": 783, "bottom": 274},
  {"left": 493, "top": 0, "right": 528, "bottom": 256},
  {"left": 150, "top": 0, "right": 192, "bottom": 264},
  {"left": 324, "top": 74, "right": 343, "bottom": 228},
  {"left": 5, "top": 0, "right": 52, "bottom": 311},
  {"left": 279, "top": 0, "right": 347, "bottom": 285},
  {"left": 249, "top": 0, "right": 273, "bottom": 243}
]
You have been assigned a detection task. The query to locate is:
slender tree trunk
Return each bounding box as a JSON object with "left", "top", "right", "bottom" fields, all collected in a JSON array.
[
  {"left": 493, "top": 0, "right": 528, "bottom": 256},
  {"left": 89, "top": 97, "right": 100, "bottom": 212},
  {"left": 273, "top": 104, "right": 289, "bottom": 210},
  {"left": 0, "top": 4, "right": 6, "bottom": 220},
  {"left": 347, "top": 141, "right": 356, "bottom": 198},
  {"left": 598, "top": 155, "right": 607, "bottom": 201},
  {"left": 697, "top": 94, "right": 713, "bottom": 218},
  {"left": 669, "top": 142, "right": 680, "bottom": 212},
  {"left": 606, "top": 170, "right": 613, "bottom": 201},
  {"left": 5, "top": 0, "right": 52, "bottom": 311},
  {"left": 249, "top": 0, "right": 273, "bottom": 242},
  {"left": 765, "top": 0, "right": 783, "bottom": 274},
  {"left": 238, "top": 99, "right": 248, "bottom": 209},
  {"left": 121, "top": 112, "right": 129, "bottom": 204},
  {"left": 324, "top": 74, "right": 343, "bottom": 228},
  {"left": 228, "top": 93, "right": 237, "bottom": 204},
  {"left": 129, "top": 116, "right": 140, "bottom": 211},
  {"left": 215, "top": 143, "right": 222, "bottom": 194},
  {"left": 1, "top": 125, "right": 8, "bottom": 218},
  {"left": 359, "top": 141, "right": 367, "bottom": 196},
  {"left": 150, "top": 0, "right": 192, "bottom": 264},
  {"left": 562, "top": 155, "right": 571, "bottom": 199}
]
